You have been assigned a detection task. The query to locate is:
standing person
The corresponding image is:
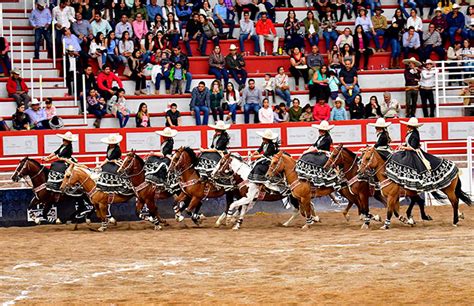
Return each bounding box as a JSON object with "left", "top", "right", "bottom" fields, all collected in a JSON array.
[
  {"left": 110, "top": 88, "right": 130, "bottom": 128},
  {"left": 242, "top": 79, "right": 263, "bottom": 124},
  {"left": 165, "top": 103, "right": 181, "bottom": 127},
  {"left": 258, "top": 98, "right": 274, "bottom": 124},
  {"left": 403, "top": 57, "right": 421, "bottom": 118},
  {"left": 239, "top": 11, "right": 260, "bottom": 55},
  {"left": 368, "top": 118, "right": 392, "bottom": 160},
  {"left": 190, "top": 81, "right": 211, "bottom": 126},
  {"left": 136, "top": 102, "right": 151, "bottom": 127},
  {"left": 225, "top": 44, "right": 247, "bottom": 91},
  {"left": 199, "top": 14, "right": 220, "bottom": 57},
  {"left": 256, "top": 12, "right": 279, "bottom": 56},
  {"left": 419, "top": 59, "right": 436, "bottom": 117},
  {"left": 184, "top": 13, "right": 203, "bottom": 56},
  {"left": 339, "top": 59, "right": 360, "bottom": 105},
  {"left": 224, "top": 82, "right": 240, "bottom": 123},
  {"left": 214, "top": 0, "right": 235, "bottom": 39},
  {"left": 210, "top": 80, "right": 224, "bottom": 123},
  {"left": 30, "top": 0, "right": 53, "bottom": 60},
  {"left": 7, "top": 69, "right": 31, "bottom": 107},
  {"left": 289, "top": 98, "right": 302, "bottom": 122},
  {"left": 303, "top": 10, "right": 320, "bottom": 48},
  {"left": 384, "top": 8, "right": 405, "bottom": 69},
  {"left": 169, "top": 62, "right": 186, "bottom": 95},
  {"left": 289, "top": 47, "right": 309, "bottom": 91},
  {"left": 274, "top": 66, "right": 291, "bottom": 107},
  {"left": 307, "top": 45, "right": 325, "bottom": 81},
  {"left": 170, "top": 46, "right": 193, "bottom": 94},
  {"left": 371, "top": 7, "right": 387, "bottom": 52},
  {"left": 208, "top": 45, "right": 229, "bottom": 87},
  {"left": 87, "top": 88, "right": 107, "bottom": 128},
  {"left": 380, "top": 91, "right": 400, "bottom": 118}
]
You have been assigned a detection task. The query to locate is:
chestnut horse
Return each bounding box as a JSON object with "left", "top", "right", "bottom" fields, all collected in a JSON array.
[
  {"left": 60, "top": 163, "right": 135, "bottom": 231},
  {"left": 359, "top": 147, "right": 471, "bottom": 229}
]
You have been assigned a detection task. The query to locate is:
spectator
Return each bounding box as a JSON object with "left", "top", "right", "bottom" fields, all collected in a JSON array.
[
  {"left": 431, "top": 7, "right": 448, "bottom": 44},
  {"left": 210, "top": 80, "right": 224, "bottom": 122},
  {"left": 78, "top": 65, "right": 97, "bottom": 101},
  {"left": 274, "top": 66, "right": 291, "bottom": 107},
  {"left": 105, "top": 32, "right": 121, "bottom": 70},
  {"left": 349, "top": 94, "right": 365, "bottom": 119},
  {"left": 44, "top": 98, "right": 56, "bottom": 120},
  {"left": 184, "top": 13, "right": 203, "bottom": 56},
  {"left": 199, "top": 0, "right": 215, "bottom": 23},
  {"left": 224, "top": 82, "right": 240, "bottom": 123},
  {"left": 165, "top": 13, "right": 181, "bottom": 48},
  {"left": 466, "top": 5, "right": 474, "bottom": 40},
  {"left": 422, "top": 23, "right": 445, "bottom": 61},
  {"left": 209, "top": 45, "right": 229, "bottom": 87},
  {"left": 132, "top": 13, "right": 149, "bottom": 42},
  {"left": 328, "top": 45, "right": 342, "bottom": 73},
  {"left": 398, "top": 0, "right": 416, "bottom": 18},
  {"left": 235, "top": 0, "right": 258, "bottom": 20},
  {"left": 11, "top": 104, "right": 30, "bottom": 130},
  {"left": 166, "top": 103, "right": 182, "bottom": 127},
  {"left": 170, "top": 46, "right": 193, "bottom": 93},
  {"left": 176, "top": 0, "right": 193, "bottom": 24},
  {"left": 87, "top": 88, "right": 107, "bottom": 128},
  {"left": 52, "top": 0, "right": 76, "bottom": 49},
  {"left": 162, "top": 0, "right": 178, "bottom": 22},
  {"left": 30, "top": 0, "right": 53, "bottom": 60},
  {"left": 242, "top": 79, "right": 262, "bottom": 123},
  {"left": 300, "top": 103, "right": 313, "bottom": 121},
  {"left": 403, "top": 57, "right": 421, "bottom": 118},
  {"left": 25, "top": 99, "right": 50, "bottom": 129},
  {"left": 353, "top": 25, "right": 373, "bottom": 70},
  {"left": 130, "top": 0, "right": 147, "bottom": 20},
  {"left": 321, "top": 8, "right": 338, "bottom": 51},
  {"left": 199, "top": 14, "right": 220, "bottom": 56},
  {"left": 262, "top": 73, "right": 276, "bottom": 104},
  {"left": 97, "top": 65, "right": 124, "bottom": 101},
  {"left": 314, "top": 0, "right": 330, "bottom": 17},
  {"left": 447, "top": 4, "right": 467, "bottom": 45},
  {"left": 327, "top": 70, "right": 340, "bottom": 101},
  {"left": 89, "top": 32, "right": 107, "bottom": 68},
  {"left": 447, "top": 41, "right": 463, "bottom": 86},
  {"left": 283, "top": 10, "right": 304, "bottom": 53},
  {"left": 72, "top": 12, "right": 93, "bottom": 45},
  {"left": 364, "top": 95, "right": 383, "bottom": 118},
  {"left": 330, "top": 97, "right": 347, "bottom": 121},
  {"left": 7, "top": 69, "right": 30, "bottom": 107},
  {"left": 256, "top": 12, "right": 279, "bottom": 56},
  {"left": 136, "top": 102, "right": 151, "bottom": 127},
  {"left": 115, "top": 14, "right": 134, "bottom": 40},
  {"left": 128, "top": 50, "right": 147, "bottom": 95},
  {"left": 406, "top": 9, "right": 423, "bottom": 36},
  {"left": 372, "top": 7, "right": 387, "bottom": 52},
  {"left": 307, "top": 45, "right": 325, "bottom": 80},
  {"left": 0, "top": 36, "right": 11, "bottom": 77},
  {"left": 169, "top": 61, "right": 186, "bottom": 95},
  {"left": 214, "top": 0, "right": 235, "bottom": 39},
  {"left": 151, "top": 15, "right": 166, "bottom": 35},
  {"left": 380, "top": 91, "right": 400, "bottom": 118},
  {"left": 340, "top": 43, "right": 355, "bottom": 67},
  {"left": 110, "top": 89, "right": 130, "bottom": 128},
  {"left": 384, "top": 8, "right": 405, "bottom": 69},
  {"left": 289, "top": 98, "right": 302, "bottom": 122},
  {"left": 91, "top": 11, "right": 112, "bottom": 36},
  {"left": 313, "top": 99, "right": 331, "bottom": 122},
  {"left": 225, "top": 44, "right": 247, "bottom": 91},
  {"left": 258, "top": 98, "right": 274, "bottom": 123},
  {"left": 402, "top": 26, "right": 421, "bottom": 58},
  {"left": 147, "top": 0, "right": 162, "bottom": 24},
  {"left": 339, "top": 59, "right": 360, "bottom": 105},
  {"left": 309, "top": 64, "right": 330, "bottom": 101},
  {"left": 355, "top": 7, "right": 376, "bottom": 46},
  {"left": 461, "top": 39, "right": 474, "bottom": 74},
  {"left": 303, "top": 10, "right": 320, "bottom": 47},
  {"left": 190, "top": 81, "right": 211, "bottom": 125},
  {"left": 289, "top": 47, "right": 309, "bottom": 91},
  {"left": 118, "top": 31, "right": 134, "bottom": 68},
  {"left": 115, "top": 1, "right": 130, "bottom": 24},
  {"left": 336, "top": 27, "right": 354, "bottom": 49},
  {"left": 419, "top": 59, "right": 436, "bottom": 117},
  {"left": 274, "top": 102, "right": 289, "bottom": 123},
  {"left": 239, "top": 11, "right": 259, "bottom": 55}
]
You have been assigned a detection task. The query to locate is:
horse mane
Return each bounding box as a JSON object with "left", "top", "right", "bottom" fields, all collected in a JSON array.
[
  {"left": 342, "top": 148, "right": 356, "bottom": 159},
  {"left": 183, "top": 147, "right": 198, "bottom": 166},
  {"left": 282, "top": 151, "right": 291, "bottom": 157},
  {"left": 134, "top": 153, "right": 145, "bottom": 167},
  {"left": 28, "top": 157, "right": 50, "bottom": 176}
]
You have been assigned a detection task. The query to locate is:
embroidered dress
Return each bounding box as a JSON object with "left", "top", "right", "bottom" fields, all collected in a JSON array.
[
  {"left": 196, "top": 132, "right": 230, "bottom": 178},
  {"left": 374, "top": 130, "right": 392, "bottom": 160},
  {"left": 145, "top": 138, "right": 178, "bottom": 191},
  {"left": 97, "top": 144, "right": 134, "bottom": 196},
  {"left": 248, "top": 141, "right": 279, "bottom": 183},
  {"left": 46, "top": 144, "right": 79, "bottom": 194}
]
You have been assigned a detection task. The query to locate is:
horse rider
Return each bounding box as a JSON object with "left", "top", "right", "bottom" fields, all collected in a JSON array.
[
  {"left": 368, "top": 118, "right": 392, "bottom": 160},
  {"left": 196, "top": 120, "right": 231, "bottom": 180},
  {"left": 248, "top": 129, "right": 280, "bottom": 184},
  {"left": 43, "top": 132, "right": 77, "bottom": 164},
  {"left": 100, "top": 134, "right": 123, "bottom": 170},
  {"left": 146, "top": 127, "right": 178, "bottom": 187},
  {"left": 386, "top": 117, "right": 458, "bottom": 192}
]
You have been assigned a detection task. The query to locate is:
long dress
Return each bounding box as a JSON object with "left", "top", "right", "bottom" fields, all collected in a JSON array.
[
  {"left": 248, "top": 141, "right": 279, "bottom": 183},
  {"left": 296, "top": 133, "right": 340, "bottom": 188},
  {"left": 386, "top": 129, "right": 458, "bottom": 192},
  {"left": 145, "top": 138, "right": 177, "bottom": 189},
  {"left": 46, "top": 143, "right": 76, "bottom": 193},
  {"left": 374, "top": 130, "right": 392, "bottom": 160},
  {"left": 97, "top": 144, "right": 133, "bottom": 195},
  {"left": 196, "top": 131, "right": 230, "bottom": 178}
]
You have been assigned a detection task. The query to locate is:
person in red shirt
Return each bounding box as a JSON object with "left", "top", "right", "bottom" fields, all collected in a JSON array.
[
  {"left": 6, "top": 69, "right": 31, "bottom": 107},
  {"left": 312, "top": 98, "right": 331, "bottom": 122},
  {"left": 255, "top": 12, "right": 279, "bottom": 56},
  {"left": 97, "top": 65, "right": 124, "bottom": 100}
]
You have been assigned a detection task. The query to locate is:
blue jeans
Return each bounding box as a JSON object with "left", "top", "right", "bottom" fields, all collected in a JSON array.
[
  {"left": 200, "top": 35, "right": 219, "bottom": 56},
  {"left": 215, "top": 18, "right": 235, "bottom": 37},
  {"left": 107, "top": 54, "right": 121, "bottom": 70},
  {"left": 229, "top": 68, "right": 247, "bottom": 86},
  {"left": 184, "top": 72, "right": 192, "bottom": 92},
  {"left": 117, "top": 111, "right": 129, "bottom": 128},
  {"left": 168, "top": 33, "right": 180, "bottom": 48},
  {"left": 244, "top": 103, "right": 261, "bottom": 123},
  {"left": 374, "top": 29, "right": 385, "bottom": 50},
  {"left": 163, "top": 70, "right": 171, "bottom": 90},
  {"left": 34, "top": 27, "right": 52, "bottom": 59},
  {"left": 209, "top": 67, "right": 229, "bottom": 86},
  {"left": 389, "top": 39, "right": 401, "bottom": 58},
  {"left": 448, "top": 27, "right": 468, "bottom": 45},
  {"left": 227, "top": 103, "right": 237, "bottom": 122},
  {"left": 399, "top": 0, "right": 417, "bottom": 18},
  {"left": 184, "top": 35, "right": 201, "bottom": 56},
  {"left": 193, "top": 105, "right": 209, "bottom": 125},
  {"left": 275, "top": 88, "right": 291, "bottom": 107},
  {"left": 239, "top": 33, "right": 260, "bottom": 53},
  {"left": 307, "top": 34, "right": 319, "bottom": 47},
  {"left": 341, "top": 84, "right": 360, "bottom": 105},
  {"left": 323, "top": 31, "right": 338, "bottom": 51}
]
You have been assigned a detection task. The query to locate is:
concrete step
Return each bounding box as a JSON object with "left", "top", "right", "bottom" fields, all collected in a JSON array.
[{"left": 13, "top": 59, "right": 54, "bottom": 69}]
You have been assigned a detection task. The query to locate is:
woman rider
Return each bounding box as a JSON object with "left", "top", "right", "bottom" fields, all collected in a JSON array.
[
  {"left": 100, "top": 133, "right": 123, "bottom": 172},
  {"left": 368, "top": 118, "right": 392, "bottom": 160},
  {"left": 146, "top": 127, "right": 178, "bottom": 187},
  {"left": 248, "top": 129, "right": 280, "bottom": 183}
]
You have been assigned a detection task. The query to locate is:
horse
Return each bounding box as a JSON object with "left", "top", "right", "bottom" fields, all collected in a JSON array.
[
  {"left": 11, "top": 157, "right": 93, "bottom": 225},
  {"left": 359, "top": 147, "right": 471, "bottom": 229},
  {"left": 118, "top": 151, "right": 174, "bottom": 230},
  {"left": 212, "top": 153, "right": 300, "bottom": 230},
  {"left": 266, "top": 151, "right": 363, "bottom": 229},
  {"left": 60, "top": 163, "right": 135, "bottom": 232}
]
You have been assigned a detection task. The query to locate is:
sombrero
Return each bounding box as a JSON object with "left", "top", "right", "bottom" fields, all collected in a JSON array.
[
  {"left": 312, "top": 120, "right": 334, "bottom": 131},
  {"left": 209, "top": 120, "right": 231, "bottom": 130},
  {"left": 101, "top": 133, "right": 123, "bottom": 144},
  {"left": 402, "top": 57, "right": 421, "bottom": 67},
  {"left": 56, "top": 131, "right": 78, "bottom": 142},
  {"left": 368, "top": 118, "right": 392, "bottom": 128},
  {"left": 256, "top": 129, "right": 279, "bottom": 140},
  {"left": 400, "top": 117, "right": 423, "bottom": 127},
  {"left": 156, "top": 127, "right": 178, "bottom": 137}
]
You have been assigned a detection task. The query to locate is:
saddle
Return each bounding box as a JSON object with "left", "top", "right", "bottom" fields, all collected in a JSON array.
[
  {"left": 296, "top": 152, "right": 341, "bottom": 190},
  {"left": 46, "top": 161, "right": 82, "bottom": 196},
  {"left": 144, "top": 156, "right": 179, "bottom": 193},
  {"left": 97, "top": 162, "right": 134, "bottom": 196}
]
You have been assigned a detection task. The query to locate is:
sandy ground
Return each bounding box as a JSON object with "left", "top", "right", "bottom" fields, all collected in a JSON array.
[{"left": 0, "top": 205, "right": 473, "bottom": 305}]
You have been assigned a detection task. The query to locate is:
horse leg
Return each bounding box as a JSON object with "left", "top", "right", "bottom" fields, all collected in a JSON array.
[
  {"left": 282, "top": 196, "right": 301, "bottom": 227},
  {"left": 444, "top": 187, "right": 460, "bottom": 227},
  {"left": 216, "top": 192, "right": 234, "bottom": 227},
  {"left": 173, "top": 193, "right": 189, "bottom": 222},
  {"left": 97, "top": 203, "right": 109, "bottom": 232},
  {"left": 227, "top": 184, "right": 259, "bottom": 224},
  {"left": 381, "top": 194, "right": 399, "bottom": 230},
  {"left": 405, "top": 196, "right": 416, "bottom": 226},
  {"left": 182, "top": 197, "right": 203, "bottom": 225}
]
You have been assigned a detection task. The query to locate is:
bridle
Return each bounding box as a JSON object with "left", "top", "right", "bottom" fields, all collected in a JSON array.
[
  {"left": 12, "top": 159, "right": 45, "bottom": 182},
  {"left": 267, "top": 154, "right": 284, "bottom": 178},
  {"left": 120, "top": 153, "right": 144, "bottom": 178},
  {"left": 359, "top": 148, "right": 390, "bottom": 178},
  {"left": 170, "top": 149, "right": 193, "bottom": 176},
  {"left": 327, "top": 147, "right": 359, "bottom": 177}
]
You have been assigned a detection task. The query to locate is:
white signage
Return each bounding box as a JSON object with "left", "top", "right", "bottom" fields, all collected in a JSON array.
[
  {"left": 331, "top": 124, "right": 362, "bottom": 143},
  {"left": 418, "top": 122, "right": 442, "bottom": 140},
  {"left": 366, "top": 124, "right": 401, "bottom": 142},
  {"left": 85, "top": 133, "right": 110, "bottom": 152},
  {"left": 448, "top": 121, "right": 474, "bottom": 139},
  {"left": 287, "top": 126, "right": 316, "bottom": 145},
  {"left": 206, "top": 129, "right": 242, "bottom": 148},
  {"left": 247, "top": 128, "right": 281, "bottom": 147},
  {"left": 3, "top": 135, "right": 38, "bottom": 156},
  {"left": 126, "top": 132, "right": 160, "bottom": 151},
  {"left": 44, "top": 134, "right": 79, "bottom": 153},
  {"left": 174, "top": 131, "right": 201, "bottom": 148}
]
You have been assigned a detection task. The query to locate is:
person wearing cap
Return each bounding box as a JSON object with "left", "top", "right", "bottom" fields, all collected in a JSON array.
[
  {"left": 402, "top": 26, "right": 421, "bottom": 58},
  {"left": 100, "top": 134, "right": 123, "bottom": 171},
  {"left": 43, "top": 132, "right": 77, "bottom": 163},
  {"left": 248, "top": 129, "right": 280, "bottom": 183},
  {"left": 371, "top": 7, "right": 387, "bottom": 52},
  {"left": 403, "top": 57, "right": 421, "bottom": 118},
  {"left": 431, "top": 7, "right": 448, "bottom": 43},
  {"left": 214, "top": 0, "right": 235, "bottom": 39},
  {"left": 419, "top": 59, "right": 436, "bottom": 117},
  {"left": 422, "top": 23, "right": 445, "bottom": 62},
  {"left": 447, "top": 4, "right": 468, "bottom": 45},
  {"left": 226, "top": 44, "right": 248, "bottom": 91},
  {"left": 25, "top": 99, "right": 50, "bottom": 130},
  {"left": 196, "top": 120, "right": 231, "bottom": 179},
  {"left": 29, "top": 0, "right": 53, "bottom": 60},
  {"left": 6, "top": 69, "right": 31, "bottom": 107},
  {"left": 386, "top": 117, "right": 458, "bottom": 192},
  {"left": 209, "top": 45, "right": 229, "bottom": 87},
  {"left": 368, "top": 118, "right": 392, "bottom": 160}
]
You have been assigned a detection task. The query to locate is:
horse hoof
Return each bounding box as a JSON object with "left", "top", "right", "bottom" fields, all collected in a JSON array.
[
  {"left": 55, "top": 218, "right": 62, "bottom": 225},
  {"left": 407, "top": 217, "right": 416, "bottom": 226},
  {"left": 452, "top": 224, "right": 458, "bottom": 227},
  {"left": 380, "top": 225, "right": 389, "bottom": 230},
  {"left": 98, "top": 226, "right": 107, "bottom": 232},
  {"left": 302, "top": 224, "right": 310, "bottom": 230},
  {"left": 459, "top": 212, "right": 465, "bottom": 220},
  {"left": 108, "top": 217, "right": 117, "bottom": 225},
  {"left": 398, "top": 216, "right": 408, "bottom": 224},
  {"left": 148, "top": 216, "right": 155, "bottom": 222},
  {"left": 34, "top": 218, "right": 41, "bottom": 225},
  {"left": 85, "top": 218, "right": 91, "bottom": 225},
  {"left": 361, "top": 223, "right": 369, "bottom": 230},
  {"left": 154, "top": 224, "right": 163, "bottom": 231},
  {"left": 373, "top": 215, "right": 381, "bottom": 222},
  {"left": 359, "top": 214, "right": 364, "bottom": 221},
  {"left": 314, "top": 216, "right": 321, "bottom": 223},
  {"left": 214, "top": 222, "right": 222, "bottom": 228},
  {"left": 175, "top": 214, "right": 184, "bottom": 222},
  {"left": 343, "top": 213, "right": 350, "bottom": 222},
  {"left": 232, "top": 224, "right": 240, "bottom": 230}
]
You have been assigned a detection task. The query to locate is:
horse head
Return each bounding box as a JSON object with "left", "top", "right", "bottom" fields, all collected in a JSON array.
[
  {"left": 11, "top": 157, "right": 44, "bottom": 182},
  {"left": 266, "top": 151, "right": 284, "bottom": 179},
  {"left": 324, "top": 144, "right": 344, "bottom": 170},
  {"left": 169, "top": 146, "right": 184, "bottom": 172},
  {"left": 11, "top": 157, "right": 30, "bottom": 182},
  {"left": 213, "top": 152, "right": 232, "bottom": 177},
  {"left": 118, "top": 151, "right": 141, "bottom": 175},
  {"left": 358, "top": 146, "right": 379, "bottom": 174}
]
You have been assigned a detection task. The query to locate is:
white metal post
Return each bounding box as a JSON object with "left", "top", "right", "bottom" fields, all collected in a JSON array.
[
  {"left": 52, "top": 20, "right": 56, "bottom": 68},
  {"left": 9, "top": 21, "right": 12, "bottom": 70},
  {"left": 24, "top": 0, "right": 27, "bottom": 17},
  {"left": 435, "top": 63, "right": 440, "bottom": 118},
  {"left": 82, "top": 74, "right": 87, "bottom": 123},
  {"left": 73, "top": 56, "right": 77, "bottom": 106},
  {"left": 32, "top": 0, "right": 34, "bottom": 11},
  {"left": 441, "top": 61, "right": 446, "bottom": 112},
  {"left": 30, "top": 58, "right": 34, "bottom": 99},
  {"left": 20, "top": 39, "right": 24, "bottom": 78},
  {"left": 39, "top": 75, "right": 43, "bottom": 104},
  {"left": 62, "top": 39, "right": 66, "bottom": 87},
  {"left": 468, "top": 136, "right": 473, "bottom": 196}
]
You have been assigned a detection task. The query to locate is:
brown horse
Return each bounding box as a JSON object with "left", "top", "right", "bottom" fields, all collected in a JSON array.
[
  {"left": 60, "top": 163, "right": 135, "bottom": 231},
  {"left": 266, "top": 151, "right": 361, "bottom": 229},
  {"left": 359, "top": 147, "right": 471, "bottom": 229}
]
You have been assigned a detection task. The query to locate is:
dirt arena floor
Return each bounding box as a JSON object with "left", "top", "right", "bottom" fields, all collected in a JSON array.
[{"left": 0, "top": 205, "right": 473, "bottom": 305}]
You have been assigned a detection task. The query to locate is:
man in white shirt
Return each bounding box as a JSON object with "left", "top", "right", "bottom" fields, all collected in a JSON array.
[
  {"left": 52, "top": 0, "right": 75, "bottom": 55},
  {"left": 115, "top": 14, "right": 134, "bottom": 40},
  {"left": 239, "top": 11, "right": 260, "bottom": 55}
]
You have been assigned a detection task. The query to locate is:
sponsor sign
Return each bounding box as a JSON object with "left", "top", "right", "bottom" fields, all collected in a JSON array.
[
  {"left": 3, "top": 135, "right": 38, "bottom": 155},
  {"left": 447, "top": 121, "right": 474, "bottom": 139},
  {"left": 85, "top": 133, "right": 110, "bottom": 152},
  {"left": 44, "top": 134, "right": 79, "bottom": 153},
  {"left": 206, "top": 129, "right": 242, "bottom": 148},
  {"left": 247, "top": 128, "right": 281, "bottom": 147},
  {"left": 126, "top": 132, "right": 161, "bottom": 151}
]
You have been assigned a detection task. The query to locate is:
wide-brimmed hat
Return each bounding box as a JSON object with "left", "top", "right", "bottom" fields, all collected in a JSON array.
[
  {"left": 209, "top": 120, "right": 231, "bottom": 130},
  {"left": 368, "top": 118, "right": 392, "bottom": 128},
  {"left": 156, "top": 127, "right": 178, "bottom": 137},
  {"left": 400, "top": 117, "right": 423, "bottom": 127},
  {"left": 37, "top": 0, "right": 46, "bottom": 7},
  {"left": 56, "top": 131, "right": 78, "bottom": 142},
  {"left": 434, "top": 7, "right": 442, "bottom": 12},
  {"left": 374, "top": 7, "right": 384, "bottom": 13},
  {"left": 229, "top": 44, "right": 238, "bottom": 51},
  {"left": 425, "top": 59, "right": 435, "bottom": 65},
  {"left": 49, "top": 116, "right": 64, "bottom": 130},
  {"left": 452, "top": 3, "right": 461, "bottom": 9},
  {"left": 101, "top": 133, "right": 123, "bottom": 144},
  {"left": 358, "top": 6, "right": 368, "bottom": 12},
  {"left": 30, "top": 99, "right": 40, "bottom": 105},
  {"left": 256, "top": 129, "right": 279, "bottom": 140},
  {"left": 312, "top": 120, "right": 334, "bottom": 131},
  {"left": 333, "top": 97, "right": 345, "bottom": 107},
  {"left": 402, "top": 57, "right": 421, "bottom": 67},
  {"left": 11, "top": 68, "right": 20, "bottom": 75}
]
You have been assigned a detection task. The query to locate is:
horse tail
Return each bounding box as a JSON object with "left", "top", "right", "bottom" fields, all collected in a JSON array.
[
  {"left": 455, "top": 178, "right": 472, "bottom": 206},
  {"left": 430, "top": 191, "right": 446, "bottom": 201}
]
